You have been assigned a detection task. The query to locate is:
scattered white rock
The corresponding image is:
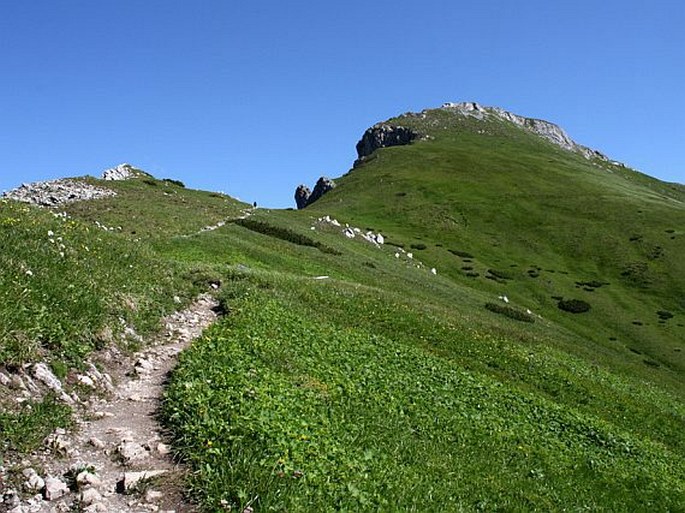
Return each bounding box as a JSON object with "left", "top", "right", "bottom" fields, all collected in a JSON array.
[
  {"left": 77, "top": 470, "right": 102, "bottom": 488},
  {"left": 44, "top": 430, "right": 72, "bottom": 454},
  {"left": 144, "top": 490, "right": 164, "bottom": 502},
  {"left": 498, "top": 295, "right": 510, "bottom": 304},
  {"left": 22, "top": 468, "right": 45, "bottom": 493},
  {"left": 77, "top": 375, "right": 96, "bottom": 388},
  {"left": 32, "top": 363, "right": 63, "bottom": 393},
  {"left": 3, "top": 179, "right": 117, "bottom": 206},
  {"left": 102, "top": 163, "right": 138, "bottom": 181},
  {"left": 120, "top": 470, "right": 168, "bottom": 493},
  {"left": 116, "top": 441, "right": 149, "bottom": 464},
  {"left": 0, "top": 370, "right": 11, "bottom": 386},
  {"left": 135, "top": 358, "right": 154, "bottom": 373},
  {"left": 155, "top": 443, "right": 170, "bottom": 456},
  {"left": 430, "top": 268, "right": 437, "bottom": 275},
  {"left": 78, "top": 487, "right": 103, "bottom": 506},
  {"left": 43, "top": 476, "right": 69, "bottom": 501},
  {"left": 89, "top": 437, "right": 106, "bottom": 450}
]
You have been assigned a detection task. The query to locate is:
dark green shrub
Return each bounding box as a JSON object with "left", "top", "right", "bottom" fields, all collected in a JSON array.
[
  {"left": 410, "top": 243, "right": 427, "bottom": 250},
  {"left": 575, "top": 280, "right": 607, "bottom": 289},
  {"left": 449, "top": 249, "right": 474, "bottom": 259},
  {"left": 142, "top": 178, "right": 157, "bottom": 186},
  {"left": 656, "top": 310, "right": 673, "bottom": 320},
  {"left": 235, "top": 218, "right": 341, "bottom": 255},
  {"left": 486, "top": 269, "right": 513, "bottom": 282},
  {"left": 558, "top": 299, "right": 591, "bottom": 314},
  {"left": 163, "top": 178, "right": 186, "bottom": 188},
  {"left": 485, "top": 302, "right": 534, "bottom": 323}
]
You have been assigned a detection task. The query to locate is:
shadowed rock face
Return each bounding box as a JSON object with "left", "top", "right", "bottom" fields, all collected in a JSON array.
[
  {"left": 294, "top": 185, "right": 311, "bottom": 209},
  {"left": 355, "top": 124, "right": 420, "bottom": 164},
  {"left": 294, "top": 177, "right": 335, "bottom": 209},
  {"left": 308, "top": 177, "right": 335, "bottom": 205}
]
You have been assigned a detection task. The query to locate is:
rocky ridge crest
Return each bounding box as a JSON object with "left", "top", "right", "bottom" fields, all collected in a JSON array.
[
  {"left": 2, "top": 163, "right": 145, "bottom": 207},
  {"left": 435, "top": 102, "right": 607, "bottom": 160}
]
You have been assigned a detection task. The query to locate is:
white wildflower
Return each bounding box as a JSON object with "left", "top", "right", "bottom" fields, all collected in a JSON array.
[{"left": 47, "top": 230, "right": 54, "bottom": 237}]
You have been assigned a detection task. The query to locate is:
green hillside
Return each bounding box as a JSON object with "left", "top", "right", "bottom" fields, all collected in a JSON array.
[{"left": 1, "top": 104, "right": 683, "bottom": 511}]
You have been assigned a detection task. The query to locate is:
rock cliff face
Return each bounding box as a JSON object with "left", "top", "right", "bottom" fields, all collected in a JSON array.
[
  {"left": 308, "top": 177, "right": 336, "bottom": 205},
  {"left": 355, "top": 124, "right": 420, "bottom": 166},
  {"left": 294, "top": 185, "right": 311, "bottom": 209},
  {"left": 294, "top": 177, "right": 335, "bottom": 209}
]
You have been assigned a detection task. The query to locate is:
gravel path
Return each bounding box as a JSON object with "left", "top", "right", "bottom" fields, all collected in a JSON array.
[{"left": 4, "top": 295, "right": 219, "bottom": 513}]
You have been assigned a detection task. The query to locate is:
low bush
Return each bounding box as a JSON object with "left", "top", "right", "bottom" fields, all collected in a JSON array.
[
  {"left": 557, "top": 299, "right": 591, "bottom": 314},
  {"left": 484, "top": 302, "right": 535, "bottom": 323},
  {"left": 235, "top": 218, "right": 341, "bottom": 255},
  {"left": 410, "top": 243, "right": 427, "bottom": 250},
  {"left": 486, "top": 269, "right": 514, "bottom": 280},
  {"left": 163, "top": 178, "right": 186, "bottom": 188},
  {"left": 448, "top": 249, "right": 474, "bottom": 259},
  {"left": 656, "top": 310, "right": 673, "bottom": 320}
]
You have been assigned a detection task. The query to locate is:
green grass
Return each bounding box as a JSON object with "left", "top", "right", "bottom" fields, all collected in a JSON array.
[
  {"left": 63, "top": 174, "right": 246, "bottom": 240},
  {"left": 0, "top": 197, "right": 199, "bottom": 454},
  {"left": 2, "top": 105, "right": 684, "bottom": 511},
  {"left": 163, "top": 275, "right": 684, "bottom": 511},
  {"left": 0, "top": 396, "right": 72, "bottom": 454}
]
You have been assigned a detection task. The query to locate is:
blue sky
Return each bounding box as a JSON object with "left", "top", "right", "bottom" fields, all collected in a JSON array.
[{"left": 1, "top": 1, "right": 683, "bottom": 207}]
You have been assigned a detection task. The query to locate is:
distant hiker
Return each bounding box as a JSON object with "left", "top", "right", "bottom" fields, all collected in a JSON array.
[{"left": 253, "top": 201, "right": 257, "bottom": 208}]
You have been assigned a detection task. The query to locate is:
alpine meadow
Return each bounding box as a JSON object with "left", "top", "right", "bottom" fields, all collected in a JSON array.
[{"left": 1, "top": 103, "right": 683, "bottom": 512}]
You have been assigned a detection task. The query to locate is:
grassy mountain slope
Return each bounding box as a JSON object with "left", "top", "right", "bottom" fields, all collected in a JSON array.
[
  {"left": 307, "top": 107, "right": 685, "bottom": 390},
  {"left": 1, "top": 106, "right": 684, "bottom": 511}
]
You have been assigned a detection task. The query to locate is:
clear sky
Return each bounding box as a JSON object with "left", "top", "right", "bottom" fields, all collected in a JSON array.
[{"left": 1, "top": 1, "right": 683, "bottom": 207}]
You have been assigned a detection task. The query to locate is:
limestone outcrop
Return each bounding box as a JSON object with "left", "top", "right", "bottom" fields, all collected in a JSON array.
[
  {"left": 294, "top": 177, "right": 335, "bottom": 209},
  {"left": 355, "top": 123, "right": 420, "bottom": 165},
  {"left": 2, "top": 179, "right": 116, "bottom": 206},
  {"left": 101, "top": 163, "right": 141, "bottom": 181},
  {"left": 294, "top": 184, "right": 311, "bottom": 209}
]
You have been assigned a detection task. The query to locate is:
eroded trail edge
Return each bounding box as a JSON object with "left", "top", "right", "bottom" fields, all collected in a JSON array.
[{"left": 8, "top": 294, "right": 219, "bottom": 513}]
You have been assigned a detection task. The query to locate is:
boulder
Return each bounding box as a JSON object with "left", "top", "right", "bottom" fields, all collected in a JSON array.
[
  {"left": 294, "top": 185, "right": 311, "bottom": 209},
  {"left": 294, "top": 177, "right": 335, "bottom": 209},
  {"left": 43, "top": 476, "right": 69, "bottom": 501},
  {"left": 307, "top": 177, "right": 335, "bottom": 205}
]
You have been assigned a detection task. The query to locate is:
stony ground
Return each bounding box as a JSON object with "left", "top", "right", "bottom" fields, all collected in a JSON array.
[{"left": 2, "top": 295, "right": 219, "bottom": 513}]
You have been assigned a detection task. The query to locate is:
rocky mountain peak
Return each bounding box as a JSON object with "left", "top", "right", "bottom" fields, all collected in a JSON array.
[
  {"left": 101, "top": 163, "right": 143, "bottom": 181},
  {"left": 437, "top": 102, "right": 607, "bottom": 160}
]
